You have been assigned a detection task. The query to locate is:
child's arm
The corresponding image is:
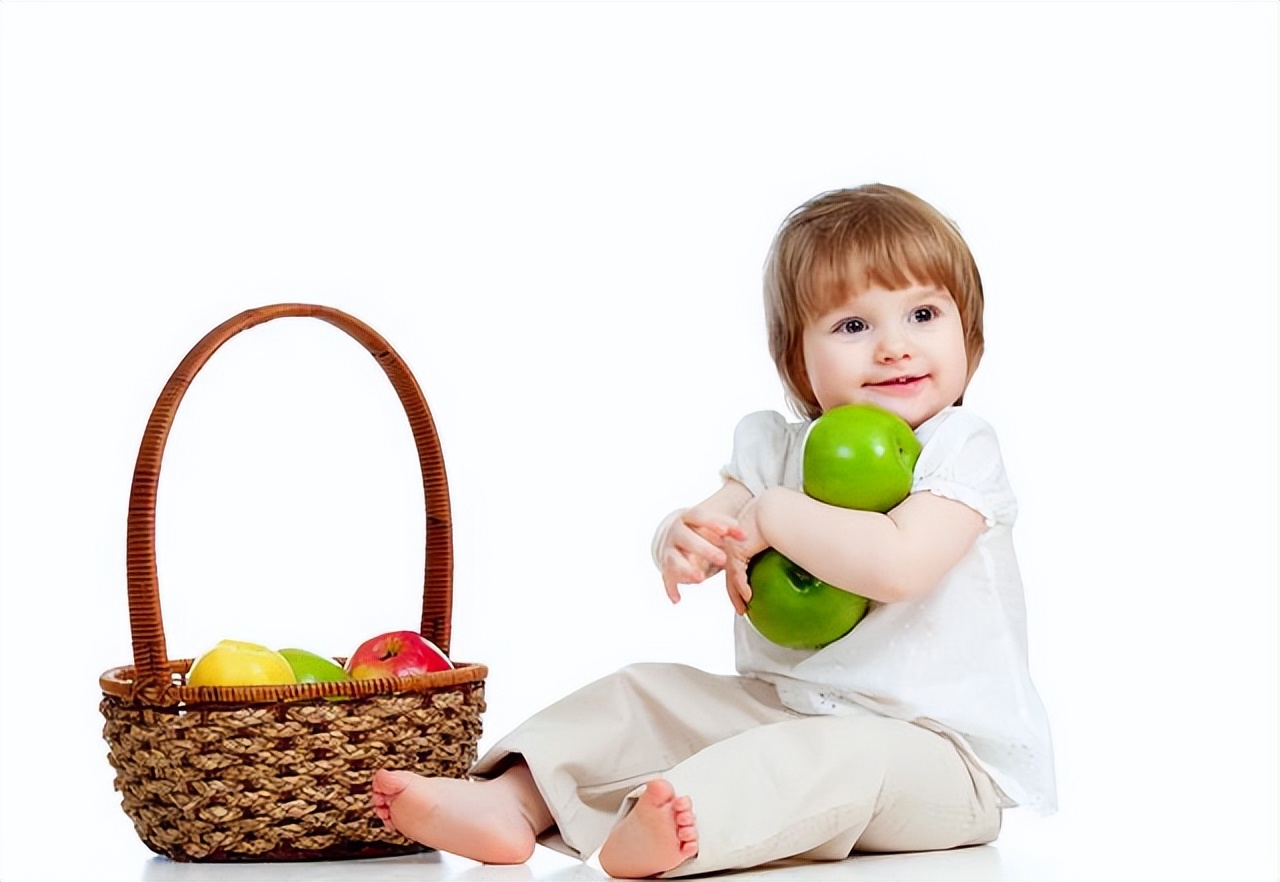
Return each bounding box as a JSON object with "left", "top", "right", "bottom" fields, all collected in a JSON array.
[
  {"left": 654, "top": 479, "right": 752, "bottom": 604},
  {"left": 725, "top": 487, "right": 987, "bottom": 606}
]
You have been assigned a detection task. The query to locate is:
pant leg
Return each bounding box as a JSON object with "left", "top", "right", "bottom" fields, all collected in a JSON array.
[
  {"left": 470, "top": 663, "right": 799, "bottom": 860},
  {"left": 646, "top": 710, "right": 1002, "bottom": 877}
]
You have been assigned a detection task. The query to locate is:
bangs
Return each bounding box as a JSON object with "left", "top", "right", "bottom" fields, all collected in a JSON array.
[{"left": 793, "top": 211, "right": 961, "bottom": 320}]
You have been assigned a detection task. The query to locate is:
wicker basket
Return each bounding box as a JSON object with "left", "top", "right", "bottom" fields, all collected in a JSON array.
[{"left": 99, "top": 303, "right": 488, "bottom": 862}]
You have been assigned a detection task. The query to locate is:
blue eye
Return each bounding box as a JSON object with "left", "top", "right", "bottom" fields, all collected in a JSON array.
[{"left": 836, "top": 318, "right": 867, "bottom": 334}]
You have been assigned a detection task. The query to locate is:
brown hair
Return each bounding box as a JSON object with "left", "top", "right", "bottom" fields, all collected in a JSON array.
[{"left": 763, "top": 184, "right": 985, "bottom": 419}]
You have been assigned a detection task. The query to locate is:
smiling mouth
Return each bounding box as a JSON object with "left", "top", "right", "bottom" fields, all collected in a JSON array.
[{"left": 869, "top": 375, "right": 926, "bottom": 387}]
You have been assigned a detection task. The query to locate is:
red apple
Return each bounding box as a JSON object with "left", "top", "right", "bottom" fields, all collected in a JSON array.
[{"left": 345, "top": 630, "right": 453, "bottom": 678}]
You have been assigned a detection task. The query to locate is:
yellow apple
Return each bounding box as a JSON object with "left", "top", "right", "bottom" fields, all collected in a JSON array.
[{"left": 187, "top": 639, "right": 297, "bottom": 687}]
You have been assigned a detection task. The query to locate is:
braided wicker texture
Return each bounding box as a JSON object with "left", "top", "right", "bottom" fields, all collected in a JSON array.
[
  {"left": 100, "top": 685, "right": 484, "bottom": 861},
  {"left": 99, "top": 304, "right": 487, "bottom": 862}
]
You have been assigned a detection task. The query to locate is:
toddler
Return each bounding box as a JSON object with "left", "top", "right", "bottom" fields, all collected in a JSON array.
[{"left": 372, "top": 184, "right": 1056, "bottom": 877}]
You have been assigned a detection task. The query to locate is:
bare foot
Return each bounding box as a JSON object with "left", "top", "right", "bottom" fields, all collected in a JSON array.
[
  {"left": 598, "top": 778, "right": 698, "bottom": 878},
  {"left": 371, "top": 766, "right": 551, "bottom": 864}
]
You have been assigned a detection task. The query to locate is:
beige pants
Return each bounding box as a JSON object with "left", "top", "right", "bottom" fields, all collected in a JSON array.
[{"left": 472, "top": 663, "right": 1003, "bottom": 877}]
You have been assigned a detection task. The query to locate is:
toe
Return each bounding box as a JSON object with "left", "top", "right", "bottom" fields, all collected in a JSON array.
[
  {"left": 641, "top": 778, "right": 676, "bottom": 807},
  {"left": 372, "top": 769, "right": 410, "bottom": 797}
]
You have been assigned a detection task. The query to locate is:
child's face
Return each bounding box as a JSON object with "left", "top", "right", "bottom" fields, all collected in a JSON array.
[{"left": 801, "top": 281, "right": 969, "bottom": 429}]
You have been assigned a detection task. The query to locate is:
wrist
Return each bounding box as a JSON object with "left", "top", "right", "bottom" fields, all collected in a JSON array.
[
  {"left": 747, "top": 483, "right": 778, "bottom": 547},
  {"left": 753, "top": 486, "right": 787, "bottom": 548},
  {"left": 650, "top": 508, "right": 685, "bottom": 569}
]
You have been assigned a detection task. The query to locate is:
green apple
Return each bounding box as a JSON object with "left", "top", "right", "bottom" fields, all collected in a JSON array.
[
  {"left": 186, "top": 639, "right": 297, "bottom": 687},
  {"left": 746, "top": 550, "right": 868, "bottom": 649},
  {"left": 278, "top": 647, "right": 349, "bottom": 684},
  {"left": 746, "top": 404, "right": 921, "bottom": 650},
  {"left": 803, "top": 403, "right": 922, "bottom": 512}
]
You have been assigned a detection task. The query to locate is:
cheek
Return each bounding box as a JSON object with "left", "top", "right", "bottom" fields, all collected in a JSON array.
[
  {"left": 802, "top": 343, "right": 831, "bottom": 387},
  {"left": 802, "top": 345, "right": 850, "bottom": 409},
  {"left": 945, "top": 336, "right": 972, "bottom": 396},
  {"left": 800, "top": 335, "right": 821, "bottom": 383}
]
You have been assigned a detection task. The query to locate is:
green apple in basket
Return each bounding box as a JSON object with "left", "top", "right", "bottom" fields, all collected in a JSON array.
[
  {"left": 278, "top": 647, "right": 349, "bottom": 684},
  {"left": 745, "top": 403, "right": 922, "bottom": 650},
  {"left": 186, "top": 639, "right": 297, "bottom": 686}
]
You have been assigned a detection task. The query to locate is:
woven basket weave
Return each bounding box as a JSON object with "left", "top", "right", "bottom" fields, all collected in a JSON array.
[{"left": 99, "top": 304, "right": 488, "bottom": 862}]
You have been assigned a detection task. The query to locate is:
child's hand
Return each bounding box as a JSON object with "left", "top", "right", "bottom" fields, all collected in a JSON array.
[
  {"left": 657, "top": 507, "right": 746, "bottom": 604},
  {"left": 722, "top": 490, "right": 773, "bottom": 615}
]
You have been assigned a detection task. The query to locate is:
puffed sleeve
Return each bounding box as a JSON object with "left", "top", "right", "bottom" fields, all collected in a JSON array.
[
  {"left": 720, "top": 410, "right": 803, "bottom": 497},
  {"left": 912, "top": 409, "right": 1018, "bottom": 527}
]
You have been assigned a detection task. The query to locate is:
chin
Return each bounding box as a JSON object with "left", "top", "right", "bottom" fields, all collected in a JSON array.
[
  {"left": 821, "top": 390, "right": 941, "bottom": 429},
  {"left": 886, "top": 402, "right": 943, "bottom": 431},
  {"left": 851, "top": 396, "right": 913, "bottom": 424}
]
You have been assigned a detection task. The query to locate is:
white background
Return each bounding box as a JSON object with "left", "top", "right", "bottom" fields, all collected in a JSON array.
[{"left": 1, "top": 2, "right": 1276, "bottom": 880}]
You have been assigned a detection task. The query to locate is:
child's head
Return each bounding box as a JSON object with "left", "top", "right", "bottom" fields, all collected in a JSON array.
[{"left": 764, "top": 184, "right": 985, "bottom": 421}]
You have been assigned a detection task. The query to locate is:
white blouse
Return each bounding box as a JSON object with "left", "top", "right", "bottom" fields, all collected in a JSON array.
[{"left": 724, "top": 406, "right": 1058, "bottom": 815}]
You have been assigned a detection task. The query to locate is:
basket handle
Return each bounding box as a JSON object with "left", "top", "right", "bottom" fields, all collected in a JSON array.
[{"left": 126, "top": 304, "right": 453, "bottom": 700}]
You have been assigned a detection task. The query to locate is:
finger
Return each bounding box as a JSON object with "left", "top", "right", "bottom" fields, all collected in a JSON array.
[
  {"left": 663, "top": 551, "right": 722, "bottom": 602},
  {"left": 664, "top": 549, "right": 720, "bottom": 585},
  {"left": 663, "top": 571, "right": 682, "bottom": 604},
  {"left": 730, "top": 560, "right": 753, "bottom": 611},
  {"left": 672, "top": 530, "right": 728, "bottom": 570},
  {"left": 684, "top": 509, "right": 743, "bottom": 539},
  {"left": 726, "top": 580, "right": 746, "bottom": 615},
  {"left": 696, "top": 509, "right": 747, "bottom": 542},
  {"left": 724, "top": 565, "right": 747, "bottom": 615}
]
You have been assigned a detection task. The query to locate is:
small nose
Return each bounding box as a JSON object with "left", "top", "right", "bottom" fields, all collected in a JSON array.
[{"left": 875, "top": 328, "right": 911, "bottom": 363}]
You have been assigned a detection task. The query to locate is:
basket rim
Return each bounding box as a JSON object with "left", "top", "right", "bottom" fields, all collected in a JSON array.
[{"left": 100, "top": 658, "right": 487, "bottom": 707}]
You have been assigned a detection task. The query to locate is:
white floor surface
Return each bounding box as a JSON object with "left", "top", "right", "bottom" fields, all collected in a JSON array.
[{"left": 4, "top": 790, "right": 1274, "bottom": 882}]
